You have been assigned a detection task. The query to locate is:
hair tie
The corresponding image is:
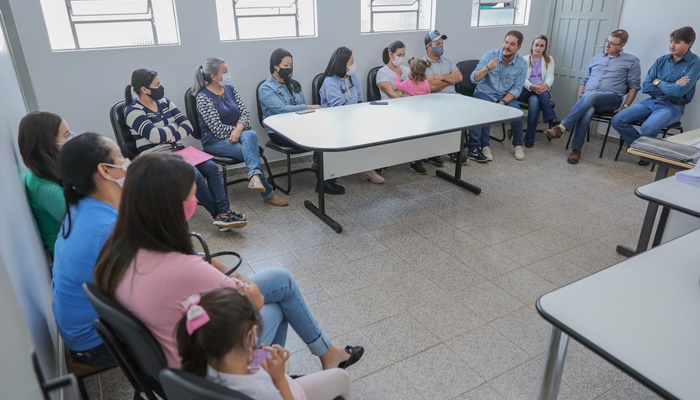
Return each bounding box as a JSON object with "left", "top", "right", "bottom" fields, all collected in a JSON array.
[{"left": 182, "top": 294, "right": 210, "bottom": 335}]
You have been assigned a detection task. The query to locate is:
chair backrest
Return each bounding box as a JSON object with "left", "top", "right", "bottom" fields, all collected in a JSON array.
[
  {"left": 255, "top": 80, "right": 266, "bottom": 126},
  {"left": 311, "top": 73, "right": 324, "bottom": 105},
  {"left": 184, "top": 88, "right": 203, "bottom": 139},
  {"left": 82, "top": 282, "right": 167, "bottom": 397},
  {"left": 366, "top": 66, "right": 383, "bottom": 102},
  {"left": 109, "top": 101, "right": 139, "bottom": 160},
  {"left": 455, "top": 60, "right": 480, "bottom": 97},
  {"left": 159, "top": 369, "right": 254, "bottom": 400}
]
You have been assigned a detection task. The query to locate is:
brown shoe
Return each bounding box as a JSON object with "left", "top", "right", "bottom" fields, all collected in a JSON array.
[
  {"left": 265, "top": 193, "right": 288, "bottom": 207},
  {"left": 544, "top": 125, "right": 565, "bottom": 139},
  {"left": 567, "top": 149, "right": 581, "bottom": 164}
]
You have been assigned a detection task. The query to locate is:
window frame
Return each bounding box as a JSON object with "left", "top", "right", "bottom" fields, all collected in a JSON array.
[
  {"left": 216, "top": 0, "right": 319, "bottom": 42},
  {"left": 362, "top": 0, "right": 435, "bottom": 35},
  {"left": 471, "top": 0, "right": 530, "bottom": 28}
]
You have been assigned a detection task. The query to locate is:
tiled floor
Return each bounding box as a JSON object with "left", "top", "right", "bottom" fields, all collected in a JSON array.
[{"left": 85, "top": 128, "right": 665, "bottom": 399}]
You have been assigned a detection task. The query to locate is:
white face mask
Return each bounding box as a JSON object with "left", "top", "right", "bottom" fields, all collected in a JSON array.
[
  {"left": 218, "top": 72, "right": 232, "bottom": 87},
  {"left": 392, "top": 56, "right": 404, "bottom": 67},
  {"left": 103, "top": 158, "right": 131, "bottom": 188},
  {"left": 346, "top": 63, "right": 357, "bottom": 76}
]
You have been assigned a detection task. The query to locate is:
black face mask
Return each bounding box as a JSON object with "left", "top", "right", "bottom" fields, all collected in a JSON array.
[
  {"left": 147, "top": 85, "right": 165, "bottom": 101},
  {"left": 278, "top": 67, "right": 293, "bottom": 82}
]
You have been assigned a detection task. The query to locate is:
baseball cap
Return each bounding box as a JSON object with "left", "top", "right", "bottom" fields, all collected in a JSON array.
[{"left": 424, "top": 30, "right": 448, "bottom": 46}]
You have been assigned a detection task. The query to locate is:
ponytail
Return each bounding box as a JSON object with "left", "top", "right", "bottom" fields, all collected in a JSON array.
[
  {"left": 124, "top": 84, "right": 134, "bottom": 106},
  {"left": 382, "top": 47, "right": 390, "bottom": 65},
  {"left": 192, "top": 57, "right": 226, "bottom": 94},
  {"left": 383, "top": 40, "right": 405, "bottom": 65}
]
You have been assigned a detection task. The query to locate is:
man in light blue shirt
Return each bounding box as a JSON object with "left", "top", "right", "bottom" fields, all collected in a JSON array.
[
  {"left": 613, "top": 26, "right": 699, "bottom": 165},
  {"left": 545, "top": 29, "right": 641, "bottom": 164},
  {"left": 469, "top": 30, "right": 528, "bottom": 162}
]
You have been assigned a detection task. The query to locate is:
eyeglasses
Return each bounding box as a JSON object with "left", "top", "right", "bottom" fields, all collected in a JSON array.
[{"left": 604, "top": 39, "right": 622, "bottom": 47}]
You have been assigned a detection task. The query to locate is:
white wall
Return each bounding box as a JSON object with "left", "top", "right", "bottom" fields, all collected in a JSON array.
[
  {"left": 9, "top": 0, "right": 553, "bottom": 160},
  {"left": 617, "top": 0, "right": 700, "bottom": 132}
]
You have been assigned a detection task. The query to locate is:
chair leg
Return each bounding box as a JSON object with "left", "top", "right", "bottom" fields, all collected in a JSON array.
[
  {"left": 599, "top": 123, "right": 613, "bottom": 158},
  {"left": 565, "top": 127, "right": 573, "bottom": 150},
  {"left": 489, "top": 123, "right": 506, "bottom": 142},
  {"left": 78, "top": 378, "right": 89, "bottom": 400},
  {"left": 615, "top": 138, "right": 624, "bottom": 161},
  {"left": 269, "top": 154, "right": 294, "bottom": 195},
  {"left": 259, "top": 148, "right": 275, "bottom": 182}
]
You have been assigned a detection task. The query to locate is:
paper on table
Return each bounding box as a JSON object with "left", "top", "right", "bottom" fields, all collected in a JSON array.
[
  {"left": 675, "top": 163, "right": 700, "bottom": 187},
  {"left": 681, "top": 136, "right": 700, "bottom": 149},
  {"left": 176, "top": 146, "right": 214, "bottom": 166}
]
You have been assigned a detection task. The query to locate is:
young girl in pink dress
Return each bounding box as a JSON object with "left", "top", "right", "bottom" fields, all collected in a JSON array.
[{"left": 395, "top": 57, "right": 432, "bottom": 96}]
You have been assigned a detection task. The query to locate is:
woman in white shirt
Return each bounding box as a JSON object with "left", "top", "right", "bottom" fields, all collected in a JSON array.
[{"left": 519, "top": 35, "right": 560, "bottom": 148}]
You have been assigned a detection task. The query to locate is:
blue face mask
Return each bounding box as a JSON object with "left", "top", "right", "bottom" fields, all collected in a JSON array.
[
  {"left": 432, "top": 45, "right": 444, "bottom": 58},
  {"left": 57, "top": 132, "right": 77, "bottom": 148}
]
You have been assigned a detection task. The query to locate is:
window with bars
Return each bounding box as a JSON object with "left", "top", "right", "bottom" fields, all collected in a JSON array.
[
  {"left": 39, "top": 0, "right": 179, "bottom": 50},
  {"left": 214, "top": 0, "right": 316, "bottom": 41},
  {"left": 471, "top": 0, "right": 530, "bottom": 27},
  {"left": 361, "top": 0, "right": 435, "bottom": 34}
]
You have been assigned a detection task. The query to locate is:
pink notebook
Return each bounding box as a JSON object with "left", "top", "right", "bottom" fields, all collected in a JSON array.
[{"left": 176, "top": 146, "right": 214, "bottom": 166}]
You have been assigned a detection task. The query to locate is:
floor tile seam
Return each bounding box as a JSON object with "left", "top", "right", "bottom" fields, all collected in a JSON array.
[
  {"left": 487, "top": 306, "right": 547, "bottom": 358},
  {"left": 589, "top": 378, "right": 633, "bottom": 400}
]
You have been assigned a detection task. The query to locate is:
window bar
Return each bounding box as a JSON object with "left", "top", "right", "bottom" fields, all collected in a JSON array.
[
  {"left": 294, "top": 0, "right": 299, "bottom": 37},
  {"left": 232, "top": 0, "right": 241, "bottom": 40},
  {"left": 64, "top": 0, "right": 81, "bottom": 49},
  {"left": 370, "top": 0, "right": 375, "bottom": 33},
  {"left": 147, "top": 0, "right": 158, "bottom": 44},
  {"left": 415, "top": 0, "right": 420, "bottom": 30}
]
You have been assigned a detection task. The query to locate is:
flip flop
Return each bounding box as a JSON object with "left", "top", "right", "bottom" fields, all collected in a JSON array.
[{"left": 337, "top": 345, "right": 364, "bottom": 369}]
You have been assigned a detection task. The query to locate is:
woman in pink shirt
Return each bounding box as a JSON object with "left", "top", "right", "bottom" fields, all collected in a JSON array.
[{"left": 93, "top": 153, "right": 363, "bottom": 370}]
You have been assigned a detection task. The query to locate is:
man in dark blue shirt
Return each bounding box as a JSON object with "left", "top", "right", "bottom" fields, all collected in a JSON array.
[{"left": 612, "top": 26, "right": 699, "bottom": 164}]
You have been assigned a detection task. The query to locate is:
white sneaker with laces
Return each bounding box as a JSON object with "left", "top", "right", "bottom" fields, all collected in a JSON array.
[
  {"left": 482, "top": 146, "right": 493, "bottom": 161},
  {"left": 514, "top": 145, "right": 525, "bottom": 161}
]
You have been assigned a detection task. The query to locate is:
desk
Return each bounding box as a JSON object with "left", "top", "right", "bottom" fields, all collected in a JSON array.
[
  {"left": 263, "top": 94, "right": 523, "bottom": 232},
  {"left": 536, "top": 228, "right": 700, "bottom": 400}
]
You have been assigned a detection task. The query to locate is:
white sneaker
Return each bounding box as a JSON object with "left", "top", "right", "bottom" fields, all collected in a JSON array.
[
  {"left": 482, "top": 146, "right": 493, "bottom": 161},
  {"left": 514, "top": 145, "right": 525, "bottom": 161},
  {"left": 360, "top": 170, "right": 385, "bottom": 184}
]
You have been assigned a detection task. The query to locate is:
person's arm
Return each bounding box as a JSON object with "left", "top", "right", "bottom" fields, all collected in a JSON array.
[
  {"left": 442, "top": 65, "right": 463, "bottom": 84},
  {"left": 615, "top": 88, "right": 638, "bottom": 112},
  {"left": 427, "top": 75, "right": 450, "bottom": 92},
  {"left": 656, "top": 58, "right": 700, "bottom": 98},
  {"left": 232, "top": 273, "right": 264, "bottom": 310},
  {"left": 261, "top": 345, "right": 294, "bottom": 400},
  {"left": 395, "top": 75, "right": 410, "bottom": 91},
  {"left": 166, "top": 99, "right": 194, "bottom": 139},
  {"left": 230, "top": 86, "right": 252, "bottom": 130},
  {"left": 378, "top": 81, "right": 402, "bottom": 98},
  {"left": 37, "top": 181, "right": 66, "bottom": 223},
  {"left": 506, "top": 62, "right": 527, "bottom": 100},
  {"left": 577, "top": 84, "right": 586, "bottom": 99},
  {"left": 258, "top": 83, "right": 307, "bottom": 115},
  {"left": 320, "top": 78, "right": 349, "bottom": 107},
  {"left": 579, "top": 56, "right": 595, "bottom": 89},
  {"left": 472, "top": 56, "right": 499, "bottom": 84},
  {"left": 354, "top": 74, "right": 363, "bottom": 103},
  {"left": 544, "top": 58, "right": 555, "bottom": 89},
  {"left": 125, "top": 103, "right": 183, "bottom": 144},
  {"left": 195, "top": 94, "right": 236, "bottom": 140}
]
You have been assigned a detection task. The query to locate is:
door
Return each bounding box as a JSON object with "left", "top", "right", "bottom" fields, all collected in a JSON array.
[{"left": 548, "top": 0, "right": 624, "bottom": 114}]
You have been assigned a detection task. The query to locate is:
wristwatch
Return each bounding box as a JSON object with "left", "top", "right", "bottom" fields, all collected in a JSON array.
[{"left": 653, "top": 78, "right": 661, "bottom": 86}]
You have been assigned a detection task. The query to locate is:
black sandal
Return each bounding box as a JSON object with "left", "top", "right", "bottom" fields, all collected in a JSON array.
[{"left": 337, "top": 345, "right": 364, "bottom": 369}]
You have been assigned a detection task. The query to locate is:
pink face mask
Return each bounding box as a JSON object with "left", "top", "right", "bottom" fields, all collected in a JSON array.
[{"left": 183, "top": 197, "right": 198, "bottom": 221}]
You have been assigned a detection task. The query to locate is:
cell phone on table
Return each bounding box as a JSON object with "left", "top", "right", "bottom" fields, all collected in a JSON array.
[
  {"left": 370, "top": 101, "right": 388, "bottom": 105},
  {"left": 295, "top": 109, "right": 315, "bottom": 115}
]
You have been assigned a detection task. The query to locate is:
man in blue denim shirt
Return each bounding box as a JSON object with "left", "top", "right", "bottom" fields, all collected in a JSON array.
[
  {"left": 612, "top": 26, "right": 699, "bottom": 165},
  {"left": 468, "top": 30, "right": 527, "bottom": 162},
  {"left": 545, "top": 29, "right": 641, "bottom": 164}
]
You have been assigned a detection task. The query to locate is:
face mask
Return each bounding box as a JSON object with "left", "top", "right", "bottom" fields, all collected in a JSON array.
[
  {"left": 183, "top": 197, "right": 197, "bottom": 221},
  {"left": 432, "top": 45, "right": 444, "bottom": 58},
  {"left": 218, "top": 72, "right": 232, "bottom": 87},
  {"left": 277, "top": 67, "right": 293, "bottom": 81},
  {"left": 346, "top": 63, "right": 357, "bottom": 76},
  {"left": 57, "top": 132, "right": 77, "bottom": 148},
  {"left": 104, "top": 158, "right": 131, "bottom": 188},
  {"left": 147, "top": 85, "right": 165, "bottom": 101},
  {"left": 392, "top": 56, "right": 404, "bottom": 67}
]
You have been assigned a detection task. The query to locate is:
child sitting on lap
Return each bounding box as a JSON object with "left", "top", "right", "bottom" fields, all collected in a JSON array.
[{"left": 395, "top": 57, "right": 432, "bottom": 96}]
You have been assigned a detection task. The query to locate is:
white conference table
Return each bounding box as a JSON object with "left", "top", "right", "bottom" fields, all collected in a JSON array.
[
  {"left": 537, "top": 228, "right": 700, "bottom": 400},
  {"left": 263, "top": 93, "right": 523, "bottom": 232}
]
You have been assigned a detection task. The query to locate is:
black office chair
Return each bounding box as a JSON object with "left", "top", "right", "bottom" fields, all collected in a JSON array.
[
  {"left": 83, "top": 282, "right": 167, "bottom": 400},
  {"left": 455, "top": 60, "right": 508, "bottom": 143},
  {"left": 311, "top": 73, "right": 324, "bottom": 105},
  {"left": 159, "top": 369, "right": 253, "bottom": 400},
  {"left": 183, "top": 88, "right": 275, "bottom": 189},
  {"left": 366, "top": 66, "right": 383, "bottom": 102},
  {"left": 255, "top": 80, "right": 314, "bottom": 194},
  {"left": 109, "top": 101, "right": 140, "bottom": 160}
]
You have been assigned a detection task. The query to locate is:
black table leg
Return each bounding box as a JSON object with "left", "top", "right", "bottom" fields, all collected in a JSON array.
[
  {"left": 436, "top": 130, "right": 482, "bottom": 194},
  {"left": 651, "top": 207, "right": 670, "bottom": 247},
  {"left": 304, "top": 152, "right": 342, "bottom": 233}
]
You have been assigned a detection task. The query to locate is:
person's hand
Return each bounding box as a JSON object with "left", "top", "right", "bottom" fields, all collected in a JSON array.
[
  {"left": 676, "top": 76, "right": 690, "bottom": 85},
  {"left": 229, "top": 126, "right": 243, "bottom": 143},
  {"left": 261, "top": 345, "right": 290, "bottom": 383},
  {"left": 486, "top": 58, "right": 499, "bottom": 71},
  {"left": 307, "top": 104, "right": 322, "bottom": 110}
]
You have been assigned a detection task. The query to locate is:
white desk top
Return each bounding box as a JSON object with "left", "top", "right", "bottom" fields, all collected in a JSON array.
[
  {"left": 537, "top": 229, "right": 700, "bottom": 399},
  {"left": 667, "top": 128, "right": 700, "bottom": 144},
  {"left": 636, "top": 176, "right": 700, "bottom": 218},
  {"left": 262, "top": 93, "right": 523, "bottom": 151}
]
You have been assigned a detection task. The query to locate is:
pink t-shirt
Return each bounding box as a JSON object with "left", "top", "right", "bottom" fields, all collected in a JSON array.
[
  {"left": 114, "top": 249, "right": 240, "bottom": 368},
  {"left": 395, "top": 75, "right": 431, "bottom": 96}
]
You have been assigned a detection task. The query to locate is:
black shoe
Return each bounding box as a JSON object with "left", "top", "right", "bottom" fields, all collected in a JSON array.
[
  {"left": 317, "top": 179, "right": 345, "bottom": 195},
  {"left": 337, "top": 345, "right": 364, "bottom": 369},
  {"left": 449, "top": 151, "right": 468, "bottom": 165},
  {"left": 425, "top": 156, "right": 444, "bottom": 167},
  {"left": 467, "top": 148, "right": 488, "bottom": 163},
  {"left": 213, "top": 211, "right": 247, "bottom": 231},
  {"left": 524, "top": 142, "right": 534, "bottom": 148},
  {"left": 409, "top": 161, "right": 427, "bottom": 174},
  {"left": 638, "top": 159, "right": 651, "bottom": 166},
  {"left": 548, "top": 119, "right": 561, "bottom": 128}
]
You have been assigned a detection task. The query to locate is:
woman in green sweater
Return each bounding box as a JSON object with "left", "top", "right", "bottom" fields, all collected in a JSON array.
[{"left": 18, "top": 111, "right": 73, "bottom": 257}]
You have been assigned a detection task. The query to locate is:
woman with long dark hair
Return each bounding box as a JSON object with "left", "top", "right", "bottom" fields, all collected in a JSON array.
[
  {"left": 52, "top": 132, "right": 125, "bottom": 366},
  {"left": 124, "top": 68, "right": 247, "bottom": 231},
  {"left": 93, "top": 153, "right": 363, "bottom": 370},
  {"left": 18, "top": 111, "right": 72, "bottom": 256}
]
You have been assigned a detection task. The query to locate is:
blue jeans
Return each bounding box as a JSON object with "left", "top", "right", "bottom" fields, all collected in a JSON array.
[
  {"left": 611, "top": 98, "right": 685, "bottom": 147},
  {"left": 518, "top": 89, "right": 558, "bottom": 144},
  {"left": 203, "top": 131, "right": 275, "bottom": 200},
  {"left": 70, "top": 342, "right": 116, "bottom": 367},
  {"left": 250, "top": 268, "right": 331, "bottom": 357},
  {"left": 195, "top": 160, "right": 230, "bottom": 217},
  {"left": 563, "top": 91, "right": 622, "bottom": 150},
  {"left": 469, "top": 91, "right": 524, "bottom": 149}
]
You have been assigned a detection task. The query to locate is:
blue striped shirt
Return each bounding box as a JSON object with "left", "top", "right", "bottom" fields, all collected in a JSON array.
[
  {"left": 642, "top": 50, "right": 700, "bottom": 105},
  {"left": 125, "top": 97, "right": 193, "bottom": 154},
  {"left": 581, "top": 52, "right": 641, "bottom": 97}
]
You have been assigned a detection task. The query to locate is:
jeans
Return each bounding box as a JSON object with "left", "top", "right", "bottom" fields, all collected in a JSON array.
[
  {"left": 195, "top": 160, "right": 230, "bottom": 217},
  {"left": 469, "top": 91, "right": 524, "bottom": 149},
  {"left": 611, "top": 98, "right": 685, "bottom": 147},
  {"left": 518, "top": 89, "right": 558, "bottom": 144},
  {"left": 70, "top": 342, "right": 116, "bottom": 367},
  {"left": 250, "top": 268, "right": 331, "bottom": 357},
  {"left": 203, "top": 131, "right": 275, "bottom": 200},
  {"left": 563, "top": 91, "right": 622, "bottom": 150}
]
